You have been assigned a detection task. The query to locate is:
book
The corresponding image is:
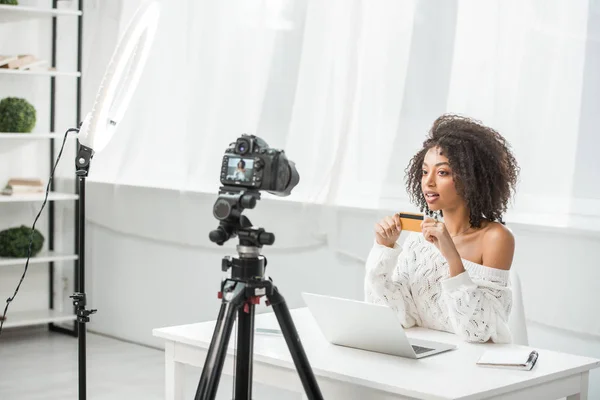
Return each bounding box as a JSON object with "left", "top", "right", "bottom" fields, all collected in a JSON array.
[
  {"left": 0, "top": 54, "right": 48, "bottom": 70},
  {"left": 476, "top": 348, "right": 539, "bottom": 370},
  {"left": 0, "top": 55, "right": 18, "bottom": 68},
  {"left": 1, "top": 178, "right": 45, "bottom": 196},
  {"left": 0, "top": 54, "right": 34, "bottom": 69}
]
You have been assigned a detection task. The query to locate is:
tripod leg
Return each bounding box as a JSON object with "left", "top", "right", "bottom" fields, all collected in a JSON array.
[
  {"left": 195, "top": 281, "right": 246, "bottom": 400},
  {"left": 235, "top": 304, "right": 255, "bottom": 400},
  {"left": 267, "top": 286, "right": 324, "bottom": 400}
]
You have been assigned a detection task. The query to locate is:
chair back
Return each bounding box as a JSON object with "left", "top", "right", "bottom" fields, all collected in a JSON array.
[{"left": 508, "top": 269, "right": 529, "bottom": 345}]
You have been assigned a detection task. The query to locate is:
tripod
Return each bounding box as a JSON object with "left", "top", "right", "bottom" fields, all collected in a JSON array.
[{"left": 195, "top": 196, "right": 324, "bottom": 400}]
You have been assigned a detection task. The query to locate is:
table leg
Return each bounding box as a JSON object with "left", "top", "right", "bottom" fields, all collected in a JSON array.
[
  {"left": 566, "top": 371, "right": 589, "bottom": 400},
  {"left": 165, "top": 341, "right": 185, "bottom": 400}
]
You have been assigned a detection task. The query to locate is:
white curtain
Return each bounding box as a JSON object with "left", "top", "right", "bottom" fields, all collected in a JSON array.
[
  {"left": 83, "top": 0, "right": 283, "bottom": 191},
  {"left": 445, "top": 0, "right": 591, "bottom": 225},
  {"left": 82, "top": 0, "right": 598, "bottom": 225}
]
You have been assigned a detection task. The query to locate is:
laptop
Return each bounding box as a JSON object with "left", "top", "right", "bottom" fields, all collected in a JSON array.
[{"left": 301, "top": 292, "right": 456, "bottom": 359}]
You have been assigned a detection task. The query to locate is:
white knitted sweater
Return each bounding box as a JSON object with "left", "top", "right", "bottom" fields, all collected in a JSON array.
[{"left": 364, "top": 232, "right": 513, "bottom": 343}]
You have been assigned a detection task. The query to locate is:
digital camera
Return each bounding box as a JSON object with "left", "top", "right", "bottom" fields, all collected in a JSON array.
[{"left": 219, "top": 134, "right": 299, "bottom": 196}]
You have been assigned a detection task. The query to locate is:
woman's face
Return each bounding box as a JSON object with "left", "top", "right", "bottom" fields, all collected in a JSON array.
[
  {"left": 421, "top": 146, "right": 464, "bottom": 212},
  {"left": 237, "top": 161, "right": 244, "bottom": 169}
]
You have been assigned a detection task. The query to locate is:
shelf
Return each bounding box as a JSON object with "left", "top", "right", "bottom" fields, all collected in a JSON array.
[
  {"left": 0, "top": 1, "right": 82, "bottom": 339},
  {"left": 0, "top": 132, "right": 77, "bottom": 140},
  {"left": 0, "top": 251, "right": 78, "bottom": 267},
  {"left": 0, "top": 69, "right": 80, "bottom": 77},
  {"left": 0, "top": 192, "right": 78, "bottom": 202},
  {"left": 1, "top": 309, "right": 76, "bottom": 329},
  {"left": 0, "top": 5, "right": 81, "bottom": 23}
]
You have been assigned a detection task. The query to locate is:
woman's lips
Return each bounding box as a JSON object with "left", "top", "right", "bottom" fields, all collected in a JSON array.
[{"left": 425, "top": 193, "right": 439, "bottom": 203}]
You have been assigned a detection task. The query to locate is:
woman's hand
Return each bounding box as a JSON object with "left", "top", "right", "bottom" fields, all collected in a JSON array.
[
  {"left": 374, "top": 214, "right": 402, "bottom": 248},
  {"left": 421, "top": 217, "right": 460, "bottom": 263}
]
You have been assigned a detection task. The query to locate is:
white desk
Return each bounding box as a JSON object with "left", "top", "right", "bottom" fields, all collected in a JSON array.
[{"left": 153, "top": 307, "right": 600, "bottom": 400}]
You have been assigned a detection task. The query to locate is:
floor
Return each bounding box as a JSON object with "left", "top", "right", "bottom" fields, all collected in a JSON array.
[{"left": 0, "top": 327, "right": 296, "bottom": 400}]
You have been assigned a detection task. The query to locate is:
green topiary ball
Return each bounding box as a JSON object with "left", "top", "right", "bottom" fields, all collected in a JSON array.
[
  {"left": 0, "top": 97, "right": 36, "bottom": 133},
  {"left": 0, "top": 226, "right": 44, "bottom": 258},
  {"left": 0, "top": 0, "right": 19, "bottom": 6}
]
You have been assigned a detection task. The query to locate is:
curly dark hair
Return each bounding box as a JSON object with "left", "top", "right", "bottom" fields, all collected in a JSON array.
[{"left": 405, "top": 114, "right": 519, "bottom": 228}]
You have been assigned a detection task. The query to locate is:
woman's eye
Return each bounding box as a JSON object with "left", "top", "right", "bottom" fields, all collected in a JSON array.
[
  {"left": 438, "top": 170, "right": 449, "bottom": 176},
  {"left": 422, "top": 170, "right": 428, "bottom": 175}
]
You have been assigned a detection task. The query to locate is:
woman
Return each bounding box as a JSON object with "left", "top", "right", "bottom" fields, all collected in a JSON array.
[
  {"left": 232, "top": 160, "right": 247, "bottom": 181},
  {"left": 364, "top": 114, "right": 520, "bottom": 343}
]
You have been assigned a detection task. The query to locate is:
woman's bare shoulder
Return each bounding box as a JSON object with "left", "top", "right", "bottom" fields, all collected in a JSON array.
[
  {"left": 483, "top": 221, "right": 514, "bottom": 240},
  {"left": 481, "top": 221, "right": 515, "bottom": 270}
]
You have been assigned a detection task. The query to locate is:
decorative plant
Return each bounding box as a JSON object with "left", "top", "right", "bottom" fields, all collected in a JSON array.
[
  {"left": 0, "top": 226, "right": 44, "bottom": 258},
  {"left": 0, "top": 0, "right": 19, "bottom": 5},
  {"left": 0, "top": 97, "right": 36, "bottom": 133}
]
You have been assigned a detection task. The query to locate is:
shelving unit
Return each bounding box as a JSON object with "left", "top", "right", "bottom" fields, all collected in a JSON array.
[
  {"left": 0, "top": 132, "right": 77, "bottom": 139},
  {"left": 0, "top": 192, "right": 79, "bottom": 202},
  {"left": 0, "top": 69, "right": 80, "bottom": 77},
  {"left": 0, "top": 4, "right": 81, "bottom": 22},
  {"left": 1, "top": 309, "right": 76, "bottom": 329},
  {"left": 0, "top": 251, "right": 78, "bottom": 267},
  {"left": 0, "top": 1, "right": 82, "bottom": 335}
]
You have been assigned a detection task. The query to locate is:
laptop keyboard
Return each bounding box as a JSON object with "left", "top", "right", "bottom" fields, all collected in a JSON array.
[{"left": 412, "top": 345, "right": 434, "bottom": 354}]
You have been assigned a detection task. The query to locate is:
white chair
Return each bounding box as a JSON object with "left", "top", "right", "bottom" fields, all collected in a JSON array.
[{"left": 508, "top": 269, "right": 529, "bottom": 345}]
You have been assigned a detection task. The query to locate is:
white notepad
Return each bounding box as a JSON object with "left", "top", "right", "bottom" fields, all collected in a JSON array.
[{"left": 476, "top": 348, "right": 539, "bottom": 370}]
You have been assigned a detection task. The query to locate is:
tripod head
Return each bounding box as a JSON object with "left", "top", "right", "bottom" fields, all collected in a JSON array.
[
  {"left": 209, "top": 186, "right": 275, "bottom": 248},
  {"left": 209, "top": 186, "right": 275, "bottom": 281}
]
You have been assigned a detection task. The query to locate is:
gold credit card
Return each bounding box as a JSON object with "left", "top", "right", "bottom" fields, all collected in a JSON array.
[{"left": 398, "top": 212, "right": 423, "bottom": 232}]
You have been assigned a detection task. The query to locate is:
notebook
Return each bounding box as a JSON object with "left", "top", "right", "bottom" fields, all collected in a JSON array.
[{"left": 476, "top": 348, "right": 539, "bottom": 370}]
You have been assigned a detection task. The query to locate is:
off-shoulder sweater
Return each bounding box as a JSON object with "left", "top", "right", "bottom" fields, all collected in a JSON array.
[{"left": 364, "top": 232, "right": 513, "bottom": 343}]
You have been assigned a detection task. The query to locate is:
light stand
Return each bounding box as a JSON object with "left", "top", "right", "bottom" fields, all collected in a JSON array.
[
  {"left": 69, "top": 143, "right": 97, "bottom": 400},
  {"left": 66, "top": 2, "right": 160, "bottom": 398}
]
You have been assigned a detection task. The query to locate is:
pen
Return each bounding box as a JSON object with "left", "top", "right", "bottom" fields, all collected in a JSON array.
[
  {"left": 255, "top": 328, "right": 282, "bottom": 335},
  {"left": 526, "top": 350, "right": 538, "bottom": 369}
]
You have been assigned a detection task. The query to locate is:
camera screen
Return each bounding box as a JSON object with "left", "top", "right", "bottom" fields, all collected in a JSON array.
[{"left": 225, "top": 157, "right": 254, "bottom": 182}]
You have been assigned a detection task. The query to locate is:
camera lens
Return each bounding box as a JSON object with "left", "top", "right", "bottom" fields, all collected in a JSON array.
[{"left": 235, "top": 139, "right": 250, "bottom": 155}]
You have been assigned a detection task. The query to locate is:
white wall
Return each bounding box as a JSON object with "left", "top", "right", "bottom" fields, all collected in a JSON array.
[{"left": 82, "top": 182, "right": 600, "bottom": 399}]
